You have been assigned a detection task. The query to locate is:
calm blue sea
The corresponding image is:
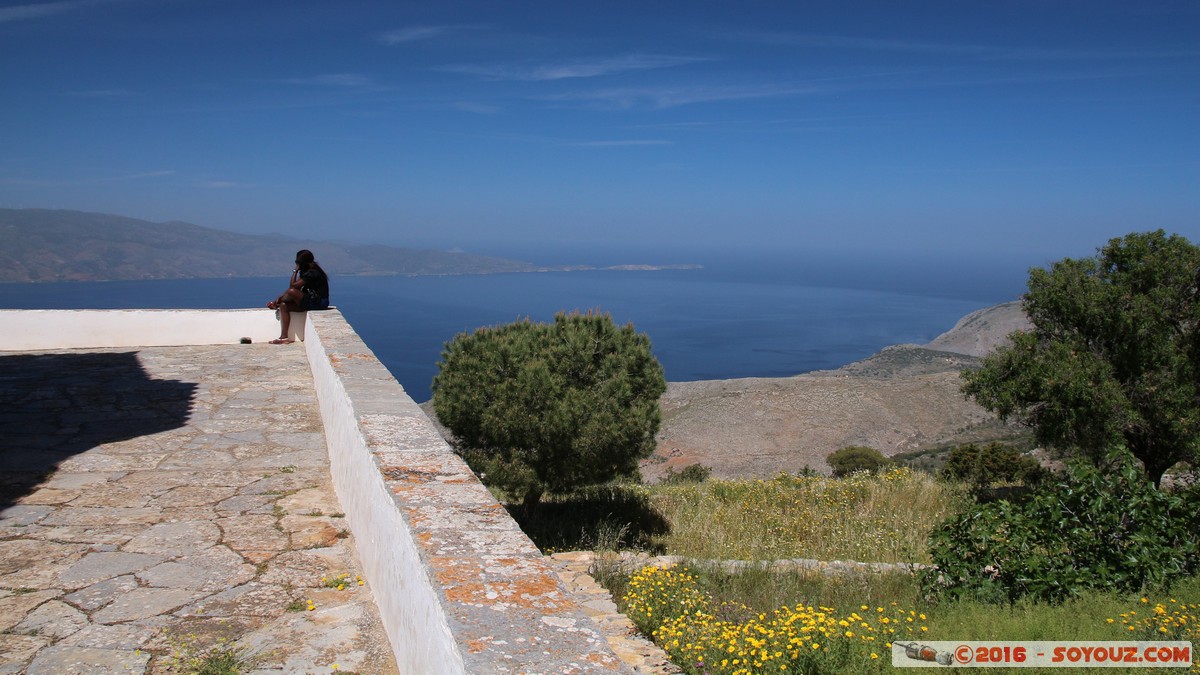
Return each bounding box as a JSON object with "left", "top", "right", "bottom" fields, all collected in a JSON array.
[{"left": 0, "top": 256, "right": 1026, "bottom": 402}]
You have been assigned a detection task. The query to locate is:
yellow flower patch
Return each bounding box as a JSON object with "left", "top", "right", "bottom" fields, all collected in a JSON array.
[{"left": 625, "top": 564, "right": 930, "bottom": 674}]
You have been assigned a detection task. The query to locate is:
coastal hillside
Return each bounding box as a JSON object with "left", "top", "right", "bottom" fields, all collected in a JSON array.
[
  {"left": 924, "top": 300, "right": 1030, "bottom": 356},
  {"left": 0, "top": 208, "right": 542, "bottom": 282},
  {"left": 646, "top": 302, "right": 1031, "bottom": 479}
]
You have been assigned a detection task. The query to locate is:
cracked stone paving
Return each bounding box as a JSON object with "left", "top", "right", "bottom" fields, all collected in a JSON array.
[{"left": 0, "top": 344, "right": 398, "bottom": 674}]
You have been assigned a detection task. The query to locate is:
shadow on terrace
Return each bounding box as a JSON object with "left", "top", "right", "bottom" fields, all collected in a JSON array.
[{"left": 0, "top": 351, "right": 196, "bottom": 511}]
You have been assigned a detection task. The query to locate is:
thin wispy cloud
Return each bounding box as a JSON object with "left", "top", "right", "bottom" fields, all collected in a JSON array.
[
  {"left": 115, "top": 170, "right": 174, "bottom": 181},
  {"left": 0, "top": 169, "right": 174, "bottom": 188},
  {"left": 902, "top": 159, "right": 1200, "bottom": 175},
  {"left": 626, "top": 113, "right": 898, "bottom": 134},
  {"left": 569, "top": 139, "right": 672, "bottom": 147},
  {"left": 0, "top": 176, "right": 56, "bottom": 188},
  {"left": 453, "top": 131, "right": 671, "bottom": 149},
  {"left": 542, "top": 65, "right": 1120, "bottom": 112},
  {"left": 543, "top": 83, "right": 812, "bottom": 110},
  {"left": 447, "top": 101, "right": 503, "bottom": 115},
  {"left": 378, "top": 24, "right": 480, "bottom": 45},
  {"left": 849, "top": 67, "right": 1131, "bottom": 93},
  {"left": 197, "top": 179, "right": 254, "bottom": 189},
  {"left": 744, "top": 32, "right": 991, "bottom": 56},
  {"left": 741, "top": 31, "right": 1198, "bottom": 62},
  {"left": 994, "top": 46, "right": 1200, "bottom": 62},
  {"left": 0, "top": 0, "right": 124, "bottom": 23},
  {"left": 280, "top": 73, "right": 379, "bottom": 89},
  {"left": 63, "top": 89, "right": 135, "bottom": 97},
  {"left": 441, "top": 53, "right": 711, "bottom": 81}
]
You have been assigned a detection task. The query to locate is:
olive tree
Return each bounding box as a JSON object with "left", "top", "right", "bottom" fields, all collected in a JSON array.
[
  {"left": 432, "top": 311, "right": 666, "bottom": 506},
  {"left": 962, "top": 230, "right": 1200, "bottom": 487}
]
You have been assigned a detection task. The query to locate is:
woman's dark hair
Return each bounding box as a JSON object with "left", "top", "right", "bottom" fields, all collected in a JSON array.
[{"left": 295, "top": 249, "right": 322, "bottom": 272}]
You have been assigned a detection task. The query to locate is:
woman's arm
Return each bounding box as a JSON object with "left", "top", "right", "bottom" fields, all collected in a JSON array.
[{"left": 268, "top": 269, "right": 303, "bottom": 308}]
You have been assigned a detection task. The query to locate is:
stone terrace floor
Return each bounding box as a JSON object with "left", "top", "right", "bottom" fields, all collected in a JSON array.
[{"left": 0, "top": 344, "right": 398, "bottom": 674}]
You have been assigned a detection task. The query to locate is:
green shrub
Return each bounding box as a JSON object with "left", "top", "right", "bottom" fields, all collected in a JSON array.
[
  {"left": 432, "top": 310, "right": 666, "bottom": 506},
  {"left": 660, "top": 463, "right": 712, "bottom": 484},
  {"left": 922, "top": 459, "right": 1200, "bottom": 604},
  {"left": 827, "top": 445, "right": 889, "bottom": 477},
  {"left": 940, "top": 442, "right": 1046, "bottom": 488}
]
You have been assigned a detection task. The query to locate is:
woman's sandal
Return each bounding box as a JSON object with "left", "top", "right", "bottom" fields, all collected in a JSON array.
[{"left": 269, "top": 338, "right": 294, "bottom": 345}]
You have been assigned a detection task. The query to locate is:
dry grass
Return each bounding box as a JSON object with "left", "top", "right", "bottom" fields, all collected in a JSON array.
[{"left": 646, "top": 467, "right": 968, "bottom": 564}]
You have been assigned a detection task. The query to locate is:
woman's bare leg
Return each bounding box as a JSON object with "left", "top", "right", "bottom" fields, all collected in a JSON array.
[
  {"left": 278, "top": 304, "right": 292, "bottom": 340},
  {"left": 273, "top": 289, "right": 304, "bottom": 343}
]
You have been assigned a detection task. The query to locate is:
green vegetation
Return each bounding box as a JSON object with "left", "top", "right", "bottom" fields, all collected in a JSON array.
[
  {"left": 509, "top": 467, "right": 965, "bottom": 563},
  {"left": 890, "top": 426, "right": 1037, "bottom": 475},
  {"left": 162, "top": 635, "right": 254, "bottom": 675},
  {"left": 963, "top": 230, "right": 1200, "bottom": 487},
  {"left": 455, "top": 229, "right": 1200, "bottom": 673},
  {"left": 940, "top": 441, "right": 1046, "bottom": 489},
  {"left": 578, "top": 468, "right": 1200, "bottom": 674},
  {"left": 660, "top": 563, "right": 921, "bottom": 618},
  {"left": 659, "top": 462, "right": 713, "bottom": 484},
  {"left": 616, "top": 562, "right": 1199, "bottom": 674},
  {"left": 826, "top": 445, "right": 891, "bottom": 477},
  {"left": 622, "top": 564, "right": 930, "bottom": 674},
  {"left": 923, "top": 460, "right": 1200, "bottom": 605},
  {"left": 611, "top": 561, "right": 1200, "bottom": 673},
  {"left": 506, "top": 483, "right": 669, "bottom": 554},
  {"left": 648, "top": 468, "right": 963, "bottom": 563},
  {"left": 432, "top": 310, "right": 666, "bottom": 506}
]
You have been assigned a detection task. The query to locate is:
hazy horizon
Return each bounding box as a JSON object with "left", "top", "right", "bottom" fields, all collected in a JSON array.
[{"left": 2, "top": 1, "right": 1196, "bottom": 263}]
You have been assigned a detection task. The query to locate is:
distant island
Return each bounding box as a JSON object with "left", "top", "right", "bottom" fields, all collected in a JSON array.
[{"left": 0, "top": 209, "right": 700, "bottom": 283}]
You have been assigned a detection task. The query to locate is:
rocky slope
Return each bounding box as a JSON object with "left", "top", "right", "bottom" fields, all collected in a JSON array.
[
  {"left": 924, "top": 300, "right": 1029, "bottom": 356},
  {"left": 644, "top": 302, "right": 1032, "bottom": 480}
]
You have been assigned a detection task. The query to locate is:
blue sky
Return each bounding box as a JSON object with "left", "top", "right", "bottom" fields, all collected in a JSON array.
[{"left": 1, "top": 0, "right": 1197, "bottom": 266}]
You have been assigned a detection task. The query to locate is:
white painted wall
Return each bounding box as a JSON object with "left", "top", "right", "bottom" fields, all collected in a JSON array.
[
  {"left": 304, "top": 316, "right": 465, "bottom": 674},
  {"left": 0, "top": 309, "right": 304, "bottom": 350}
]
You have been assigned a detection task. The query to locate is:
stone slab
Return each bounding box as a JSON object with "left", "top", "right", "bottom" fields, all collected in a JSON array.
[{"left": 25, "top": 645, "right": 150, "bottom": 675}]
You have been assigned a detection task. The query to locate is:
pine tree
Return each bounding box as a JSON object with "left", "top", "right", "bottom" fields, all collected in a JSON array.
[{"left": 432, "top": 311, "right": 666, "bottom": 506}]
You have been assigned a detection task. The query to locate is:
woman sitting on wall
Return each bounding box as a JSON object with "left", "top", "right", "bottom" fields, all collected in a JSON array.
[{"left": 266, "top": 249, "right": 330, "bottom": 344}]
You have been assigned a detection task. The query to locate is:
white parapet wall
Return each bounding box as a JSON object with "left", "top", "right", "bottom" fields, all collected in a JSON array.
[
  {"left": 303, "top": 310, "right": 629, "bottom": 673},
  {"left": 0, "top": 308, "right": 304, "bottom": 350},
  {"left": 2, "top": 308, "right": 631, "bottom": 673}
]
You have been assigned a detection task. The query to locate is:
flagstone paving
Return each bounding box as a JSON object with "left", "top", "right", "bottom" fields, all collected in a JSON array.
[{"left": 0, "top": 345, "right": 398, "bottom": 674}]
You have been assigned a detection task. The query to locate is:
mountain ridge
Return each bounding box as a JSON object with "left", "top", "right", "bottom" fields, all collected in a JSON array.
[{"left": 0, "top": 208, "right": 695, "bottom": 283}]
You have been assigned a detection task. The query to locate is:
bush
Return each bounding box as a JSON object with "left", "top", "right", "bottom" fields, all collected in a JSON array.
[
  {"left": 940, "top": 442, "right": 1046, "bottom": 488},
  {"left": 432, "top": 310, "right": 666, "bottom": 506},
  {"left": 827, "top": 446, "right": 890, "bottom": 477},
  {"left": 660, "top": 463, "right": 712, "bottom": 484},
  {"left": 921, "top": 459, "right": 1200, "bottom": 604}
]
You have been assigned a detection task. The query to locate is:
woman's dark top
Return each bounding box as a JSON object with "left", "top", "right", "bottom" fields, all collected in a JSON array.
[{"left": 300, "top": 267, "right": 330, "bottom": 310}]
